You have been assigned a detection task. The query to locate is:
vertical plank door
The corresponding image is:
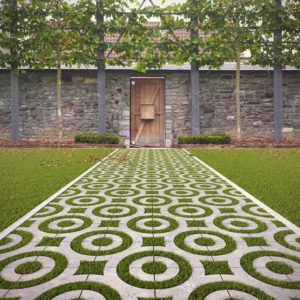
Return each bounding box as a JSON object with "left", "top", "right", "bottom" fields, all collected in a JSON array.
[{"left": 131, "top": 78, "right": 165, "bottom": 147}]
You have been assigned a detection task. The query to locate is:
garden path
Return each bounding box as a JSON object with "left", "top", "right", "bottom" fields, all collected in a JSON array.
[{"left": 0, "top": 149, "right": 300, "bottom": 299}]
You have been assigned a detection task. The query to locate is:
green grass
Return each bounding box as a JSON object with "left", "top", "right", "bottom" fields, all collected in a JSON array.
[
  {"left": 0, "top": 148, "right": 113, "bottom": 232},
  {"left": 189, "top": 148, "right": 300, "bottom": 226},
  {"left": 201, "top": 260, "right": 233, "bottom": 275}
]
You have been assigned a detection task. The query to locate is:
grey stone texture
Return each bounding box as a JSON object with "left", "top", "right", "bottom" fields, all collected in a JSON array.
[{"left": 0, "top": 70, "right": 299, "bottom": 142}]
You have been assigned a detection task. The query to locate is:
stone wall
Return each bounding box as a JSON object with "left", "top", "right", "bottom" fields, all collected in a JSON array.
[
  {"left": 0, "top": 70, "right": 299, "bottom": 143},
  {"left": 165, "top": 71, "right": 300, "bottom": 140}
]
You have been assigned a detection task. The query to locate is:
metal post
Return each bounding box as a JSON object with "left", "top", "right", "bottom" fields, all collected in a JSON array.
[
  {"left": 273, "top": 0, "right": 283, "bottom": 143},
  {"left": 11, "top": 68, "right": 19, "bottom": 142},
  {"left": 10, "top": 0, "right": 19, "bottom": 142}
]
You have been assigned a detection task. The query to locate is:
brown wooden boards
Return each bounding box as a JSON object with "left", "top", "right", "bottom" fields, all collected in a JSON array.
[{"left": 130, "top": 78, "right": 165, "bottom": 147}]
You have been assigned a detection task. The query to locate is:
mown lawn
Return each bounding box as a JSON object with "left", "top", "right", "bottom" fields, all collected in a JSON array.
[
  {"left": 0, "top": 148, "right": 113, "bottom": 232},
  {"left": 189, "top": 148, "right": 300, "bottom": 227}
]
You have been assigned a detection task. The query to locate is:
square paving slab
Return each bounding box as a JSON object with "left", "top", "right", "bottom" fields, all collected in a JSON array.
[{"left": 0, "top": 149, "right": 299, "bottom": 299}]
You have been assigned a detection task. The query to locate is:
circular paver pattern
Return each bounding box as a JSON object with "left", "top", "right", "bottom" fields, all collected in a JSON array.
[
  {"left": 38, "top": 215, "right": 92, "bottom": 234},
  {"left": 0, "top": 251, "right": 67, "bottom": 289},
  {"left": 1, "top": 149, "right": 298, "bottom": 299},
  {"left": 117, "top": 251, "right": 192, "bottom": 289},
  {"left": 71, "top": 230, "right": 132, "bottom": 256},
  {"left": 133, "top": 195, "right": 172, "bottom": 207},
  {"left": 66, "top": 196, "right": 105, "bottom": 207},
  {"left": 274, "top": 230, "right": 300, "bottom": 252},
  {"left": 241, "top": 251, "right": 300, "bottom": 289},
  {"left": 199, "top": 195, "right": 239, "bottom": 206},
  {"left": 33, "top": 204, "right": 64, "bottom": 218},
  {"left": 168, "top": 204, "right": 213, "bottom": 218},
  {"left": 92, "top": 204, "right": 137, "bottom": 218},
  {"left": 104, "top": 188, "right": 140, "bottom": 197},
  {"left": 242, "top": 204, "right": 272, "bottom": 218},
  {"left": 0, "top": 230, "right": 33, "bottom": 254},
  {"left": 174, "top": 230, "right": 236, "bottom": 256},
  {"left": 35, "top": 282, "right": 121, "bottom": 300},
  {"left": 213, "top": 215, "right": 268, "bottom": 233},
  {"left": 82, "top": 182, "right": 115, "bottom": 190},
  {"left": 188, "top": 281, "right": 274, "bottom": 300},
  {"left": 164, "top": 188, "right": 199, "bottom": 197},
  {"left": 136, "top": 183, "right": 168, "bottom": 190},
  {"left": 128, "top": 215, "right": 179, "bottom": 233},
  {"left": 189, "top": 182, "right": 222, "bottom": 190}
]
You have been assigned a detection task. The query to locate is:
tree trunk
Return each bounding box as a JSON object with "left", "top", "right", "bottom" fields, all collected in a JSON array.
[
  {"left": 96, "top": 0, "right": 106, "bottom": 134},
  {"left": 274, "top": 0, "right": 283, "bottom": 143},
  {"left": 190, "top": 13, "right": 200, "bottom": 135},
  {"left": 56, "top": 55, "right": 63, "bottom": 140},
  {"left": 235, "top": 45, "right": 241, "bottom": 140}
]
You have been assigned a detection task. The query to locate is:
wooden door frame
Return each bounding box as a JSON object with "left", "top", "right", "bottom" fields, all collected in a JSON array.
[{"left": 130, "top": 76, "right": 166, "bottom": 147}]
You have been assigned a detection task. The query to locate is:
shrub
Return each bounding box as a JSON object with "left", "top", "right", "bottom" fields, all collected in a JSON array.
[
  {"left": 178, "top": 134, "right": 231, "bottom": 145},
  {"left": 75, "top": 134, "right": 120, "bottom": 144}
]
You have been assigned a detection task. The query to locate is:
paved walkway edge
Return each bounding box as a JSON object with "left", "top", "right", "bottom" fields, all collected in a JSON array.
[
  {"left": 0, "top": 149, "right": 119, "bottom": 240},
  {"left": 184, "top": 149, "right": 300, "bottom": 235}
]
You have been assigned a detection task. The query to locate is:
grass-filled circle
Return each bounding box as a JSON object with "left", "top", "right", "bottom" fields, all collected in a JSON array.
[
  {"left": 66, "top": 196, "right": 105, "bottom": 207},
  {"left": 136, "top": 183, "right": 168, "bottom": 190},
  {"left": 114, "top": 177, "right": 141, "bottom": 184},
  {"left": 223, "top": 188, "right": 244, "bottom": 197},
  {"left": 33, "top": 204, "right": 63, "bottom": 218},
  {"left": 71, "top": 230, "right": 132, "bottom": 256},
  {"left": 185, "top": 174, "right": 211, "bottom": 180},
  {"left": 188, "top": 280, "right": 274, "bottom": 300},
  {"left": 189, "top": 182, "right": 221, "bottom": 190},
  {"left": 194, "top": 237, "right": 216, "bottom": 247},
  {"left": 133, "top": 195, "right": 172, "bottom": 207},
  {"left": 162, "top": 177, "right": 190, "bottom": 184},
  {"left": 213, "top": 215, "right": 267, "bottom": 233},
  {"left": 164, "top": 188, "right": 199, "bottom": 198},
  {"left": 139, "top": 173, "right": 166, "bottom": 180},
  {"left": 92, "top": 204, "right": 137, "bottom": 218},
  {"left": 174, "top": 230, "right": 236, "bottom": 256},
  {"left": 0, "top": 251, "right": 67, "bottom": 289},
  {"left": 117, "top": 250, "right": 192, "bottom": 289},
  {"left": 35, "top": 281, "right": 121, "bottom": 300},
  {"left": 38, "top": 215, "right": 92, "bottom": 234},
  {"left": 142, "top": 261, "right": 167, "bottom": 275},
  {"left": 104, "top": 188, "right": 140, "bottom": 197},
  {"left": 168, "top": 204, "right": 213, "bottom": 218},
  {"left": 266, "top": 261, "right": 293, "bottom": 275},
  {"left": 60, "top": 188, "right": 81, "bottom": 197},
  {"left": 199, "top": 195, "right": 239, "bottom": 206},
  {"left": 274, "top": 230, "right": 300, "bottom": 252},
  {"left": 241, "top": 251, "right": 300, "bottom": 289},
  {"left": 242, "top": 204, "right": 272, "bottom": 218},
  {"left": 82, "top": 182, "right": 114, "bottom": 190},
  {"left": 128, "top": 215, "right": 178, "bottom": 233},
  {"left": 15, "top": 261, "right": 43, "bottom": 275},
  {"left": 0, "top": 230, "right": 33, "bottom": 254}
]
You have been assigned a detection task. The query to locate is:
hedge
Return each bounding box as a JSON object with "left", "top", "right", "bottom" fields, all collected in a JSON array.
[
  {"left": 75, "top": 134, "right": 120, "bottom": 144},
  {"left": 178, "top": 134, "right": 231, "bottom": 145}
]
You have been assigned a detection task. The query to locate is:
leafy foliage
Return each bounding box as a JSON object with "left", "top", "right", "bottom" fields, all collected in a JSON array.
[
  {"left": 249, "top": 0, "right": 300, "bottom": 68},
  {"left": 75, "top": 133, "right": 120, "bottom": 144},
  {"left": 178, "top": 134, "right": 231, "bottom": 145}
]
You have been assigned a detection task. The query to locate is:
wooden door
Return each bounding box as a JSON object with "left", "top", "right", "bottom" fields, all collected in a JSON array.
[{"left": 131, "top": 78, "right": 165, "bottom": 147}]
